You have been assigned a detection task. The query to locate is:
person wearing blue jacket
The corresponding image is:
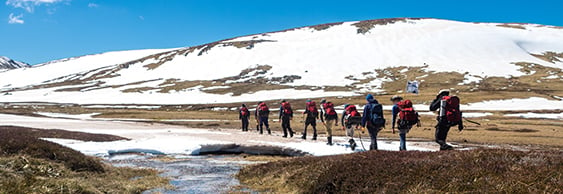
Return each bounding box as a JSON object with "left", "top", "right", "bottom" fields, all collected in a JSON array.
[
  {"left": 361, "top": 94, "right": 385, "bottom": 150},
  {"left": 390, "top": 96, "right": 403, "bottom": 134},
  {"left": 390, "top": 95, "right": 409, "bottom": 151}
]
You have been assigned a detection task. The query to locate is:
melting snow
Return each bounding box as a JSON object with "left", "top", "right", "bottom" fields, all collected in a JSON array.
[{"left": 504, "top": 112, "right": 563, "bottom": 119}]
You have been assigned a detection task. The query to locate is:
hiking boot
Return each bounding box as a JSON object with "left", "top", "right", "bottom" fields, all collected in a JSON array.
[
  {"left": 289, "top": 130, "right": 294, "bottom": 138},
  {"left": 349, "top": 139, "right": 356, "bottom": 151},
  {"left": 267, "top": 128, "right": 271, "bottom": 135},
  {"left": 440, "top": 144, "right": 453, "bottom": 150},
  {"left": 312, "top": 136, "right": 317, "bottom": 141},
  {"left": 326, "top": 136, "right": 333, "bottom": 146},
  {"left": 301, "top": 135, "right": 306, "bottom": 140}
]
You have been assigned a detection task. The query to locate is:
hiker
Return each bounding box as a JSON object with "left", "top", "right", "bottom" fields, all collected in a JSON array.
[
  {"left": 302, "top": 100, "right": 319, "bottom": 140},
  {"left": 361, "top": 94, "right": 385, "bottom": 150},
  {"left": 239, "top": 104, "right": 250, "bottom": 131},
  {"left": 429, "top": 89, "right": 464, "bottom": 150},
  {"left": 279, "top": 100, "right": 294, "bottom": 138},
  {"left": 342, "top": 104, "right": 362, "bottom": 151},
  {"left": 254, "top": 102, "right": 262, "bottom": 132},
  {"left": 320, "top": 99, "right": 338, "bottom": 145},
  {"left": 391, "top": 96, "right": 420, "bottom": 151},
  {"left": 255, "top": 102, "right": 271, "bottom": 135}
]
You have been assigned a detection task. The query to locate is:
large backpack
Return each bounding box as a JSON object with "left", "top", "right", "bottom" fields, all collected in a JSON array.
[
  {"left": 323, "top": 102, "right": 337, "bottom": 116},
  {"left": 369, "top": 103, "right": 385, "bottom": 126},
  {"left": 306, "top": 101, "right": 319, "bottom": 117},
  {"left": 258, "top": 103, "right": 269, "bottom": 117},
  {"left": 240, "top": 107, "right": 249, "bottom": 117},
  {"left": 281, "top": 102, "right": 293, "bottom": 115},
  {"left": 345, "top": 105, "right": 362, "bottom": 125},
  {"left": 442, "top": 96, "right": 462, "bottom": 125},
  {"left": 345, "top": 105, "right": 361, "bottom": 117},
  {"left": 398, "top": 100, "right": 418, "bottom": 126}
]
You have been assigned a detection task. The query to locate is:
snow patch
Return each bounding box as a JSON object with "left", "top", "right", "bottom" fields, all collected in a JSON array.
[
  {"left": 463, "top": 97, "right": 563, "bottom": 111},
  {"left": 504, "top": 112, "right": 563, "bottom": 119}
]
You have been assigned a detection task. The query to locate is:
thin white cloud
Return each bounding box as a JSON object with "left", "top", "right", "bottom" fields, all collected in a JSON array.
[
  {"left": 5, "top": 0, "right": 66, "bottom": 13},
  {"left": 8, "top": 13, "right": 24, "bottom": 24},
  {"left": 87, "top": 2, "right": 98, "bottom": 8}
]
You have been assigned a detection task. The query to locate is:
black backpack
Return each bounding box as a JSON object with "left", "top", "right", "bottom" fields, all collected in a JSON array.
[{"left": 369, "top": 103, "right": 385, "bottom": 126}]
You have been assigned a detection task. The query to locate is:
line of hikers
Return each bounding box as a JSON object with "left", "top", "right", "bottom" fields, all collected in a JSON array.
[{"left": 239, "top": 89, "right": 463, "bottom": 151}]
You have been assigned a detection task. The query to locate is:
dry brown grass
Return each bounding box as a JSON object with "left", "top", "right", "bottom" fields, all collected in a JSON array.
[
  {"left": 497, "top": 23, "right": 527, "bottom": 30},
  {"left": 309, "top": 22, "right": 344, "bottom": 31},
  {"left": 237, "top": 149, "right": 563, "bottom": 193},
  {"left": 0, "top": 126, "right": 168, "bottom": 193},
  {"left": 0, "top": 156, "right": 169, "bottom": 194},
  {"left": 352, "top": 18, "right": 424, "bottom": 34},
  {"left": 531, "top": 51, "right": 563, "bottom": 63}
]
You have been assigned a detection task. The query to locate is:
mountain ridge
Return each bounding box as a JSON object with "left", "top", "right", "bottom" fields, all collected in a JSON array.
[
  {"left": 0, "top": 56, "right": 29, "bottom": 70},
  {"left": 0, "top": 18, "right": 562, "bottom": 105}
]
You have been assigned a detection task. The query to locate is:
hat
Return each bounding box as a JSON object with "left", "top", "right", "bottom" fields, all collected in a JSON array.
[
  {"left": 280, "top": 100, "right": 286, "bottom": 103},
  {"left": 437, "top": 89, "right": 450, "bottom": 96},
  {"left": 242, "top": 104, "right": 246, "bottom": 107},
  {"left": 306, "top": 99, "right": 311, "bottom": 103},
  {"left": 344, "top": 104, "right": 350, "bottom": 109},
  {"left": 366, "top": 94, "right": 374, "bottom": 100},
  {"left": 390, "top": 95, "right": 403, "bottom": 101},
  {"left": 320, "top": 98, "right": 326, "bottom": 103}
]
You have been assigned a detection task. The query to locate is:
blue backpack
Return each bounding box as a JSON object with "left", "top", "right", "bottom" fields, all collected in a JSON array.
[{"left": 369, "top": 103, "right": 385, "bottom": 126}]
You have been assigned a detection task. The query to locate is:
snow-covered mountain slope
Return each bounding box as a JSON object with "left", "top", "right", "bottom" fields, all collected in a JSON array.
[
  {"left": 0, "top": 56, "right": 29, "bottom": 70},
  {"left": 0, "top": 18, "right": 562, "bottom": 104}
]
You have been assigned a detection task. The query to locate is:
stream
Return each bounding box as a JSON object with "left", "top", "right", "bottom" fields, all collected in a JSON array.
[{"left": 105, "top": 154, "right": 260, "bottom": 193}]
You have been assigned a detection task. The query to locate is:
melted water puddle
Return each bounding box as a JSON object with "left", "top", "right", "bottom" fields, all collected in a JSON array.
[{"left": 106, "top": 154, "right": 259, "bottom": 193}]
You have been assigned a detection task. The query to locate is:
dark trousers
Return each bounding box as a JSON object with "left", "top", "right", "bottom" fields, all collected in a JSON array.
[
  {"left": 303, "top": 118, "right": 317, "bottom": 138},
  {"left": 281, "top": 117, "right": 293, "bottom": 137},
  {"left": 435, "top": 123, "right": 451, "bottom": 149},
  {"left": 367, "top": 123, "right": 382, "bottom": 150},
  {"left": 259, "top": 117, "right": 270, "bottom": 134},
  {"left": 241, "top": 117, "right": 249, "bottom": 131}
]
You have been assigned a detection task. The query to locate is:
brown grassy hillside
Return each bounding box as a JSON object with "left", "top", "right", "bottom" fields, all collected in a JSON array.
[
  {"left": 237, "top": 149, "right": 563, "bottom": 193},
  {"left": 0, "top": 126, "right": 168, "bottom": 193}
]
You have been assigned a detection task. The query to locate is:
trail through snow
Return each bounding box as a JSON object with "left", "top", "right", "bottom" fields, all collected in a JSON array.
[{"left": 0, "top": 113, "right": 439, "bottom": 157}]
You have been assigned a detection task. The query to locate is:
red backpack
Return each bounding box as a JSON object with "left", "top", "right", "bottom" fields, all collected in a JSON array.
[
  {"left": 442, "top": 96, "right": 462, "bottom": 124},
  {"left": 240, "top": 107, "right": 249, "bottom": 116},
  {"left": 398, "top": 100, "right": 418, "bottom": 125},
  {"left": 323, "top": 102, "right": 337, "bottom": 116},
  {"left": 306, "top": 101, "right": 319, "bottom": 118},
  {"left": 281, "top": 102, "right": 293, "bottom": 115},
  {"left": 306, "top": 101, "right": 318, "bottom": 113},
  {"left": 345, "top": 105, "right": 360, "bottom": 117},
  {"left": 258, "top": 103, "right": 269, "bottom": 116}
]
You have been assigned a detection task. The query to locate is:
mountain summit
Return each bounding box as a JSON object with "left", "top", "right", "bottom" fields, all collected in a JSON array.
[
  {"left": 0, "top": 18, "right": 562, "bottom": 104},
  {"left": 0, "top": 56, "right": 29, "bottom": 70}
]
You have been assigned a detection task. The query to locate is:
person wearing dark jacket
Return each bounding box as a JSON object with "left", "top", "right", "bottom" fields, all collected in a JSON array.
[
  {"left": 320, "top": 99, "right": 338, "bottom": 145},
  {"left": 239, "top": 104, "right": 250, "bottom": 131},
  {"left": 429, "top": 89, "right": 464, "bottom": 150},
  {"left": 361, "top": 94, "right": 385, "bottom": 150},
  {"left": 279, "top": 100, "right": 294, "bottom": 138},
  {"left": 390, "top": 96, "right": 404, "bottom": 134},
  {"left": 342, "top": 104, "right": 361, "bottom": 151},
  {"left": 302, "top": 100, "right": 319, "bottom": 140},
  {"left": 255, "top": 102, "right": 271, "bottom": 135}
]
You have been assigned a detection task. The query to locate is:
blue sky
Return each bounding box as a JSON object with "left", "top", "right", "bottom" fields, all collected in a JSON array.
[{"left": 1, "top": 0, "right": 562, "bottom": 64}]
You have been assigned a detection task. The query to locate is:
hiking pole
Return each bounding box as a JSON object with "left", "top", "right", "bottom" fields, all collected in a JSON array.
[
  {"left": 358, "top": 127, "right": 367, "bottom": 151},
  {"left": 463, "top": 118, "right": 481, "bottom": 126}
]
